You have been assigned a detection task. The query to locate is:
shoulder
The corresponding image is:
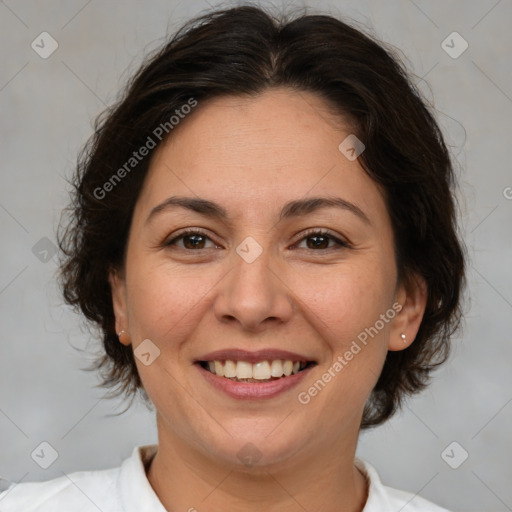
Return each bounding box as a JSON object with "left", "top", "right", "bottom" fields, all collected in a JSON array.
[
  {"left": 0, "top": 445, "right": 160, "bottom": 512},
  {"left": 355, "top": 458, "right": 452, "bottom": 512},
  {"left": 0, "top": 466, "right": 120, "bottom": 511}
]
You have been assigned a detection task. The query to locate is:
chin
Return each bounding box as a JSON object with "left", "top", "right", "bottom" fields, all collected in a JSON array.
[{"left": 206, "top": 430, "right": 308, "bottom": 472}]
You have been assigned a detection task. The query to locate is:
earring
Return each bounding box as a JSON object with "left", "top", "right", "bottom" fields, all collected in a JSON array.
[
  {"left": 117, "top": 330, "right": 131, "bottom": 345},
  {"left": 401, "top": 333, "right": 407, "bottom": 343}
]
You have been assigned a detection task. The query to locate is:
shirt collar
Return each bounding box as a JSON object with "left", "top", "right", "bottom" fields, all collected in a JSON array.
[
  {"left": 354, "top": 456, "right": 394, "bottom": 511},
  {"left": 118, "top": 444, "right": 167, "bottom": 512},
  {"left": 118, "top": 445, "right": 392, "bottom": 512}
]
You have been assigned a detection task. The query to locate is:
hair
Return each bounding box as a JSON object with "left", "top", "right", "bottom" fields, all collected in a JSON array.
[{"left": 57, "top": 4, "right": 466, "bottom": 429}]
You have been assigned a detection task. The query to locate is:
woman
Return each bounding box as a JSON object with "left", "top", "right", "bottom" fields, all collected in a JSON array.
[{"left": 0, "top": 5, "right": 465, "bottom": 511}]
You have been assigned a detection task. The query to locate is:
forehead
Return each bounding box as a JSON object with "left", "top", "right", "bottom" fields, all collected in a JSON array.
[{"left": 134, "top": 88, "right": 387, "bottom": 225}]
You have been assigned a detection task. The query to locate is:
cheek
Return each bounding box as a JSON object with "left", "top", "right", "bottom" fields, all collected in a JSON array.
[
  {"left": 126, "top": 261, "right": 222, "bottom": 344},
  {"left": 290, "top": 258, "right": 394, "bottom": 348},
  {"left": 291, "top": 263, "right": 393, "bottom": 422},
  {"left": 127, "top": 250, "right": 395, "bottom": 349}
]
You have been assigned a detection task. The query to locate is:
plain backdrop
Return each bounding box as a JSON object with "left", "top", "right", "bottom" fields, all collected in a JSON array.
[{"left": 1, "top": 1, "right": 511, "bottom": 511}]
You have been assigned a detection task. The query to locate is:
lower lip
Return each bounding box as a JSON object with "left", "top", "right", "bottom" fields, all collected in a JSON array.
[{"left": 195, "top": 363, "right": 315, "bottom": 400}]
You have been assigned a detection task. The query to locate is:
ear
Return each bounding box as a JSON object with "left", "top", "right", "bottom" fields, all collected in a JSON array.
[
  {"left": 108, "top": 267, "right": 130, "bottom": 346},
  {"left": 388, "top": 272, "right": 428, "bottom": 351}
]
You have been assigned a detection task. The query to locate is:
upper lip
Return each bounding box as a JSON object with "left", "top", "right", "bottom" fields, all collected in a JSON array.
[{"left": 195, "top": 349, "right": 317, "bottom": 364}]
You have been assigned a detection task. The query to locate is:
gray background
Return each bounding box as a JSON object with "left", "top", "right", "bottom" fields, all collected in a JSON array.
[{"left": 1, "top": 1, "right": 511, "bottom": 511}]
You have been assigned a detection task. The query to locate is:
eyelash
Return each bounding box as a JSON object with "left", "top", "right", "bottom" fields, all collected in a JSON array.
[{"left": 163, "top": 228, "right": 351, "bottom": 252}]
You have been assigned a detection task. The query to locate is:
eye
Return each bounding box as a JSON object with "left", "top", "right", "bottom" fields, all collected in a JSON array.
[
  {"left": 163, "top": 228, "right": 350, "bottom": 252},
  {"left": 164, "top": 229, "right": 219, "bottom": 250},
  {"left": 294, "top": 229, "right": 350, "bottom": 250}
]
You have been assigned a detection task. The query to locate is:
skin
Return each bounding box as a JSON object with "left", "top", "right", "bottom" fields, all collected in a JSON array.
[{"left": 109, "top": 87, "right": 427, "bottom": 512}]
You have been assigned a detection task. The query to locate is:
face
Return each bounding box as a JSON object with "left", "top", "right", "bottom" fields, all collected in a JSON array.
[{"left": 110, "top": 88, "right": 426, "bottom": 471}]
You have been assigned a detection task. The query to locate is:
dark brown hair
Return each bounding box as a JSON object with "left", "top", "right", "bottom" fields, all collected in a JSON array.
[{"left": 57, "top": 5, "right": 466, "bottom": 428}]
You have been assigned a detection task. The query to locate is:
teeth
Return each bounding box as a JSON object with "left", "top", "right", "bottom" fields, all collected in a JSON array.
[
  {"left": 283, "top": 360, "right": 293, "bottom": 376},
  {"left": 270, "top": 360, "right": 284, "bottom": 377},
  {"left": 252, "top": 361, "right": 271, "bottom": 380},
  {"left": 236, "top": 361, "right": 253, "bottom": 379},
  {"left": 214, "top": 361, "right": 224, "bottom": 377},
  {"left": 223, "top": 360, "right": 237, "bottom": 378},
  {"left": 204, "top": 359, "right": 307, "bottom": 380}
]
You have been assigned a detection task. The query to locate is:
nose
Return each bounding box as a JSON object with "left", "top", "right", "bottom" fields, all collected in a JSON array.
[{"left": 213, "top": 246, "right": 294, "bottom": 333}]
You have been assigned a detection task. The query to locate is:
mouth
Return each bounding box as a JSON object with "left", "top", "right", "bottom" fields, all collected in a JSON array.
[{"left": 196, "top": 359, "right": 317, "bottom": 383}]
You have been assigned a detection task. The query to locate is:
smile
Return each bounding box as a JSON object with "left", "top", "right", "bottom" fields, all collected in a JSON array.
[
  {"left": 198, "top": 359, "right": 315, "bottom": 382},
  {"left": 196, "top": 359, "right": 317, "bottom": 399}
]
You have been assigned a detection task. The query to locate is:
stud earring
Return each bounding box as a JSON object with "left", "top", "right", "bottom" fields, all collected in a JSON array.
[
  {"left": 117, "top": 330, "right": 131, "bottom": 345},
  {"left": 401, "top": 333, "right": 407, "bottom": 343}
]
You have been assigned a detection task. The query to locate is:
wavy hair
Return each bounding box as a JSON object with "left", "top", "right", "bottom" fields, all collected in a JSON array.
[{"left": 57, "top": 5, "right": 466, "bottom": 428}]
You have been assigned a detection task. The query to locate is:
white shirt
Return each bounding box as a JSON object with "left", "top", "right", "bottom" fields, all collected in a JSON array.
[{"left": 0, "top": 444, "right": 451, "bottom": 511}]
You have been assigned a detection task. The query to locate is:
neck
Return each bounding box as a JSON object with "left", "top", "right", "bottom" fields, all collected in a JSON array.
[{"left": 146, "top": 420, "right": 368, "bottom": 512}]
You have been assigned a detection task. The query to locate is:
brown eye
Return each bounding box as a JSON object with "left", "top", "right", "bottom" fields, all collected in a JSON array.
[
  {"left": 165, "top": 230, "right": 218, "bottom": 250},
  {"left": 295, "top": 230, "right": 349, "bottom": 250},
  {"left": 305, "top": 234, "right": 330, "bottom": 249},
  {"left": 181, "top": 233, "right": 207, "bottom": 249}
]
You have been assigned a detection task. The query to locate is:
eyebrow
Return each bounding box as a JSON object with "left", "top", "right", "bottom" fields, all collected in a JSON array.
[{"left": 145, "top": 195, "right": 371, "bottom": 227}]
